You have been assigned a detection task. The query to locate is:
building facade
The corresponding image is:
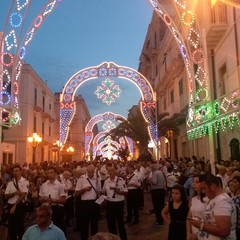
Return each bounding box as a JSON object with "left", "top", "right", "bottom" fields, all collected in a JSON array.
[
  {"left": 139, "top": 1, "right": 240, "bottom": 161},
  {"left": 1, "top": 64, "right": 92, "bottom": 165},
  {"left": 54, "top": 93, "right": 92, "bottom": 162}
]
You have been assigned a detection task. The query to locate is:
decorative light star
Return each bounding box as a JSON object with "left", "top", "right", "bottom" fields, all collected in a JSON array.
[
  {"left": 102, "top": 120, "right": 116, "bottom": 132},
  {"left": 95, "top": 78, "right": 122, "bottom": 105}
]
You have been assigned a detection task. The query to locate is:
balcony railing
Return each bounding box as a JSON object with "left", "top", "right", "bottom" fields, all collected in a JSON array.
[{"left": 206, "top": 2, "right": 228, "bottom": 48}]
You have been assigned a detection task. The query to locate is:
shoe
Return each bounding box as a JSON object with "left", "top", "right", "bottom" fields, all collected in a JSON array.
[{"left": 124, "top": 219, "right": 131, "bottom": 223}]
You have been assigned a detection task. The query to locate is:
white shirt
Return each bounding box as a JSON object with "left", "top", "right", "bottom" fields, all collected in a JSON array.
[
  {"left": 134, "top": 169, "right": 144, "bottom": 182},
  {"left": 5, "top": 177, "right": 29, "bottom": 204},
  {"left": 126, "top": 174, "right": 141, "bottom": 190},
  {"left": 99, "top": 165, "right": 108, "bottom": 181},
  {"left": 165, "top": 172, "right": 177, "bottom": 188},
  {"left": 190, "top": 196, "right": 208, "bottom": 234},
  {"left": 102, "top": 176, "right": 128, "bottom": 202},
  {"left": 75, "top": 176, "right": 101, "bottom": 200},
  {"left": 61, "top": 178, "right": 73, "bottom": 191},
  {"left": 39, "top": 179, "right": 67, "bottom": 201},
  {"left": 199, "top": 193, "right": 236, "bottom": 240}
]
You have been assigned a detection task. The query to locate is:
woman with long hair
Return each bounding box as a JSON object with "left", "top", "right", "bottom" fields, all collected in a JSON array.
[
  {"left": 186, "top": 175, "right": 207, "bottom": 240},
  {"left": 162, "top": 184, "right": 189, "bottom": 240}
]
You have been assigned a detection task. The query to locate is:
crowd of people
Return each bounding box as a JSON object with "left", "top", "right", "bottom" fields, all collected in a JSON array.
[{"left": 0, "top": 156, "right": 239, "bottom": 240}]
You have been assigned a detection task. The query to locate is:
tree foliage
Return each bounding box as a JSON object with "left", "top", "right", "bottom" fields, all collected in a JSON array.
[{"left": 109, "top": 105, "right": 181, "bottom": 159}]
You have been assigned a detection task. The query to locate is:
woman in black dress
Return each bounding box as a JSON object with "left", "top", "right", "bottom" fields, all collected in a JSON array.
[{"left": 162, "top": 184, "right": 189, "bottom": 240}]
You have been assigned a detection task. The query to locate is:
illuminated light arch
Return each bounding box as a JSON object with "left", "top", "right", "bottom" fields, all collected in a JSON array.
[
  {"left": 0, "top": 0, "right": 61, "bottom": 126},
  {"left": 84, "top": 112, "right": 135, "bottom": 156},
  {"left": 97, "top": 140, "right": 120, "bottom": 155},
  {"left": 61, "top": 63, "right": 157, "bottom": 151},
  {"left": 92, "top": 131, "right": 134, "bottom": 158},
  {"left": 1, "top": 0, "right": 239, "bottom": 138}
]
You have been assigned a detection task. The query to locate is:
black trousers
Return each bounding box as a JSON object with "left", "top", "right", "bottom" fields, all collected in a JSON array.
[
  {"left": 126, "top": 189, "right": 139, "bottom": 222},
  {"left": 137, "top": 187, "right": 144, "bottom": 208},
  {"left": 151, "top": 188, "right": 165, "bottom": 224},
  {"left": 75, "top": 197, "right": 82, "bottom": 230},
  {"left": 106, "top": 200, "right": 127, "bottom": 240},
  {"left": 51, "top": 205, "right": 66, "bottom": 233},
  {"left": 65, "top": 195, "right": 74, "bottom": 224},
  {"left": 80, "top": 200, "right": 99, "bottom": 240},
  {"left": 8, "top": 203, "right": 26, "bottom": 240}
]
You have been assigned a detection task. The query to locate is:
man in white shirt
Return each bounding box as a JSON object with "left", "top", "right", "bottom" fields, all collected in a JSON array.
[
  {"left": 39, "top": 166, "right": 67, "bottom": 233},
  {"left": 75, "top": 164, "right": 101, "bottom": 240},
  {"left": 5, "top": 164, "right": 29, "bottom": 240},
  {"left": 102, "top": 164, "right": 128, "bottom": 240},
  {"left": 190, "top": 173, "right": 236, "bottom": 240},
  {"left": 125, "top": 164, "right": 141, "bottom": 224}
]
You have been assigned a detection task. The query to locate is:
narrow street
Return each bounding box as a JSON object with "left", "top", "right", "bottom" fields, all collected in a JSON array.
[{"left": 0, "top": 192, "right": 169, "bottom": 240}]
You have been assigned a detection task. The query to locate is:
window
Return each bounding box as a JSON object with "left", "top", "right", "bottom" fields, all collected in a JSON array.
[
  {"left": 179, "top": 79, "right": 183, "bottom": 95},
  {"left": 219, "top": 63, "right": 227, "bottom": 96},
  {"left": 230, "top": 138, "right": 240, "bottom": 160},
  {"left": 163, "top": 98, "right": 166, "bottom": 110},
  {"left": 42, "top": 122, "right": 45, "bottom": 137},
  {"left": 170, "top": 90, "right": 174, "bottom": 103},
  {"left": 49, "top": 103, "right": 51, "bottom": 110},
  {"left": 42, "top": 95, "right": 45, "bottom": 112},
  {"left": 34, "top": 88, "right": 37, "bottom": 106},
  {"left": 49, "top": 126, "right": 51, "bottom": 136},
  {"left": 3, "top": 153, "right": 13, "bottom": 165},
  {"left": 33, "top": 116, "right": 36, "bottom": 132},
  {"left": 154, "top": 32, "right": 157, "bottom": 47}
]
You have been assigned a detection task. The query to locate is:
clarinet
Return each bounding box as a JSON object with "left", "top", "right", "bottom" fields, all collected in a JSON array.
[{"left": 112, "top": 176, "right": 119, "bottom": 199}]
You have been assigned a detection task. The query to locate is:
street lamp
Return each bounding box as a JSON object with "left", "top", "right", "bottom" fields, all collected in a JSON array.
[
  {"left": 66, "top": 146, "right": 74, "bottom": 153},
  {"left": 27, "top": 133, "right": 42, "bottom": 163},
  {"left": 55, "top": 140, "right": 62, "bottom": 164}
]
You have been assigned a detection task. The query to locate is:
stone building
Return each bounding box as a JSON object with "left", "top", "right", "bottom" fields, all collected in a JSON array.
[
  {"left": 139, "top": 1, "right": 240, "bottom": 161},
  {"left": 1, "top": 64, "right": 91, "bottom": 165}
]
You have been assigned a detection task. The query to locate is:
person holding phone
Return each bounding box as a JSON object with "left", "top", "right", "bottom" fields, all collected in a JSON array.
[{"left": 186, "top": 174, "right": 207, "bottom": 240}]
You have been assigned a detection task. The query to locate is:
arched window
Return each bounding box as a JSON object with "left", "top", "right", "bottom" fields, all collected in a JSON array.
[{"left": 229, "top": 138, "right": 240, "bottom": 160}]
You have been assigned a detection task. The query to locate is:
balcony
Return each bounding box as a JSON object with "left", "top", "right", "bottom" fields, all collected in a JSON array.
[
  {"left": 157, "top": 58, "right": 184, "bottom": 94},
  {"left": 206, "top": 2, "right": 228, "bottom": 49},
  {"left": 33, "top": 105, "right": 42, "bottom": 112}
]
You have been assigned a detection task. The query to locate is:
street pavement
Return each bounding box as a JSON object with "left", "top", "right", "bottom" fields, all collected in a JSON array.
[{"left": 0, "top": 192, "right": 169, "bottom": 240}]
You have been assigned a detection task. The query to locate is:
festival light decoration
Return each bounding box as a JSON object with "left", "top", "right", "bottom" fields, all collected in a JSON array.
[
  {"left": 16, "top": 0, "right": 30, "bottom": 11},
  {"left": 34, "top": 15, "right": 43, "bottom": 28},
  {"left": 175, "top": 0, "right": 187, "bottom": 9},
  {"left": 181, "top": 11, "right": 195, "bottom": 26},
  {"left": 95, "top": 78, "right": 122, "bottom": 105},
  {"left": 1, "top": 53, "right": 14, "bottom": 67},
  {"left": 195, "top": 67, "right": 207, "bottom": 87},
  {"left": 5, "top": 30, "right": 18, "bottom": 51},
  {"left": 102, "top": 120, "right": 116, "bottom": 132},
  {"left": 163, "top": 14, "right": 171, "bottom": 26},
  {"left": 10, "top": 13, "right": 23, "bottom": 28},
  {"left": 61, "top": 62, "right": 156, "bottom": 149},
  {"left": 192, "top": 48, "right": 205, "bottom": 64},
  {"left": 188, "top": 28, "right": 200, "bottom": 49},
  {"left": 1, "top": 0, "right": 238, "bottom": 145},
  {"left": 85, "top": 112, "right": 135, "bottom": 157}
]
